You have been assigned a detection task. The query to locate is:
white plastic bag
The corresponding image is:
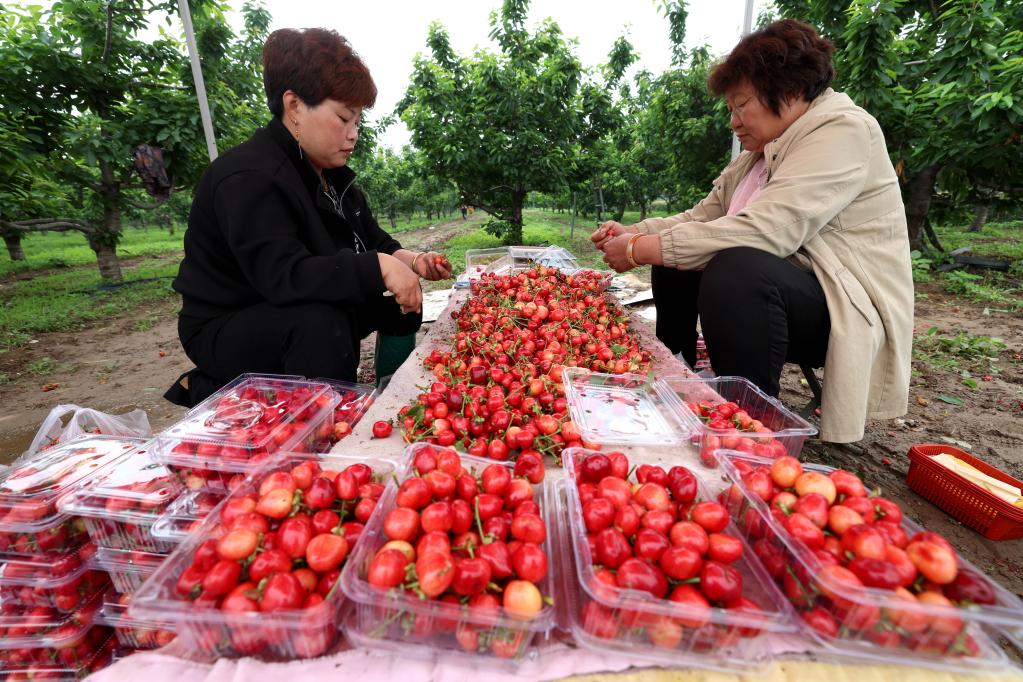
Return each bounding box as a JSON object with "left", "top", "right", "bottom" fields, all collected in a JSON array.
[{"left": 26, "top": 404, "right": 151, "bottom": 456}]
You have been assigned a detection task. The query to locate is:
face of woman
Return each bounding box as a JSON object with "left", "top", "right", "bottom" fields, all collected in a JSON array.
[
  {"left": 287, "top": 95, "right": 361, "bottom": 172},
  {"left": 726, "top": 82, "right": 809, "bottom": 153}
]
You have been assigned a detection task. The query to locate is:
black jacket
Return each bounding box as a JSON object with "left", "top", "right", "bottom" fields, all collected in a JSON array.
[{"left": 173, "top": 117, "right": 401, "bottom": 324}]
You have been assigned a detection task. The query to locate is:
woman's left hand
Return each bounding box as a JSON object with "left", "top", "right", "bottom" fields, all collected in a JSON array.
[
  {"left": 601, "top": 234, "right": 635, "bottom": 273},
  {"left": 415, "top": 251, "right": 453, "bottom": 281}
]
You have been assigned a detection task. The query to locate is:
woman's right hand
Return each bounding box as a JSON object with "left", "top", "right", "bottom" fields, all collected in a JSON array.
[
  {"left": 378, "top": 253, "right": 423, "bottom": 314},
  {"left": 591, "top": 221, "right": 638, "bottom": 251}
]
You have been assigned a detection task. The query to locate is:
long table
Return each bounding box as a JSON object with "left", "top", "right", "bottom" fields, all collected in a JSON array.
[{"left": 330, "top": 288, "right": 1023, "bottom": 681}]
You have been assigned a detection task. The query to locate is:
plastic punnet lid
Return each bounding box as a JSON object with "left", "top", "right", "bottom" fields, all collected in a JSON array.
[
  {"left": 151, "top": 489, "right": 226, "bottom": 543},
  {"left": 99, "top": 588, "right": 172, "bottom": 630},
  {"left": 58, "top": 445, "right": 182, "bottom": 524},
  {"left": 563, "top": 368, "right": 696, "bottom": 446},
  {"left": 0, "top": 584, "right": 105, "bottom": 649},
  {"left": 153, "top": 377, "right": 333, "bottom": 470},
  {"left": 0, "top": 436, "right": 144, "bottom": 534},
  {"left": 0, "top": 543, "right": 98, "bottom": 588},
  {"left": 0, "top": 634, "right": 115, "bottom": 680},
  {"left": 93, "top": 547, "right": 167, "bottom": 573}
]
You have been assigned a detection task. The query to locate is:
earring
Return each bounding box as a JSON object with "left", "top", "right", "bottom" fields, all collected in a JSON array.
[{"left": 292, "top": 121, "right": 303, "bottom": 159}]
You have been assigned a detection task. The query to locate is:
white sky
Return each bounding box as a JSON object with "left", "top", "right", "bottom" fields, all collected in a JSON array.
[
  {"left": 14, "top": 0, "right": 768, "bottom": 150},
  {"left": 260, "top": 0, "right": 768, "bottom": 149}
]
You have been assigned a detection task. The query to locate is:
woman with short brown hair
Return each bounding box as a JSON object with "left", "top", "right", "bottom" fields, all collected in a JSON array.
[
  {"left": 593, "top": 19, "right": 913, "bottom": 443},
  {"left": 167, "top": 28, "right": 451, "bottom": 406}
]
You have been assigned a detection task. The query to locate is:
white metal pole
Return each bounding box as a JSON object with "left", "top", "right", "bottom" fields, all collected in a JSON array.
[
  {"left": 178, "top": 0, "right": 218, "bottom": 161},
  {"left": 730, "top": 0, "right": 757, "bottom": 160}
]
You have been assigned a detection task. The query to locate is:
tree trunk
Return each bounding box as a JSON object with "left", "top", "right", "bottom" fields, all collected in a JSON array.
[
  {"left": 94, "top": 242, "right": 122, "bottom": 282},
  {"left": 612, "top": 203, "right": 626, "bottom": 223},
  {"left": 94, "top": 160, "right": 123, "bottom": 283},
  {"left": 387, "top": 206, "right": 397, "bottom": 229},
  {"left": 640, "top": 201, "right": 647, "bottom": 221},
  {"left": 969, "top": 203, "right": 990, "bottom": 233},
  {"left": 904, "top": 164, "right": 940, "bottom": 252},
  {"left": 505, "top": 189, "right": 526, "bottom": 245},
  {"left": 4, "top": 234, "right": 25, "bottom": 261}
]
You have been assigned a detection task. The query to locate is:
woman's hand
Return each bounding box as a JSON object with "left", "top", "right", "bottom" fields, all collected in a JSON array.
[
  {"left": 591, "top": 221, "right": 638, "bottom": 251},
  {"left": 414, "top": 251, "right": 453, "bottom": 281},
  {"left": 378, "top": 253, "right": 423, "bottom": 314},
  {"left": 601, "top": 233, "right": 637, "bottom": 273}
]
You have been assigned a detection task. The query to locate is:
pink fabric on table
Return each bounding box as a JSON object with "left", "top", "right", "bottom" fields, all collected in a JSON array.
[
  {"left": 726, "top": 155, "right": 768, "bottom": 216},
  {"left": 87, "top": 643, "right": 655, "bottom": 682}
]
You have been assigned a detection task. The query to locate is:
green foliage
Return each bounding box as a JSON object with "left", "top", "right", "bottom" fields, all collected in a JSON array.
[
  {"left": 910, "top": 250, "right": 933, "bottom": 282},
  {"left": 777, "top": 0, "right": 1023, "bottom": 226},
  {"left": 400, "top": 0, "right": 612, "bottom": 244},
  {"left": 0, "top": 0, "right": 268, "bottom": 280},
  {"left": 28, "top": 357, "right": 57, "bottom": 376},
  {"left": 914, "top": 326, "right": 1007, "bottom": 373},
  {"left": 941, "top": 269, "right": 1020, "bottom": 307}
]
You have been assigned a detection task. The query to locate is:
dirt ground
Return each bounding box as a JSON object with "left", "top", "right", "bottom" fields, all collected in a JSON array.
[{"left": 1, "top": 224, "right": 1021, "bottom": 617}]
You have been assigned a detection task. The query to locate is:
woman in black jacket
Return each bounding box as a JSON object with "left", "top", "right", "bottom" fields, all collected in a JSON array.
[{"left": 166, "top": 28, "right": 450, "bottom": 406}]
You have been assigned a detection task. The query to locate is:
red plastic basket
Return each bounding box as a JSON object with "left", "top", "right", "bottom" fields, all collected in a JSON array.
[{"left": 906, "top": 443, "right": 1023, "bottom": 541}]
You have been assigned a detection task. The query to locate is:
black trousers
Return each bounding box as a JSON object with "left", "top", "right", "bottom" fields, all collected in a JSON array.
[
  {"left": 169, "top": 296, "right": 421, "bottom": 407},
  {"left": 651, "top": 247, "right": 830, "bottom": 397}
]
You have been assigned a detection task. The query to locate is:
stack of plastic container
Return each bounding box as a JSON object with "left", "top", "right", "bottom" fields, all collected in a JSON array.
[
  {"left": 151, "top": 375, "right": 338, "bottom": 492},
  {"left": 131, "top": 454, "right": 397, "bottom": 660},
  {"left": 0, "top": 435, "right": 141, "bottom": 679},
  {"left": 58, "top": 443, "right": 185, "bottom": 654},
  {"left": 714, "top": 450, "right": 1020, "bottom": 673}
]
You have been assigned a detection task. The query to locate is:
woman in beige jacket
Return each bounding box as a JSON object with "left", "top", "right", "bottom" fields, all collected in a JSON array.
[{"left": 593, "top": 19, "right": 913, "bottom": 443}]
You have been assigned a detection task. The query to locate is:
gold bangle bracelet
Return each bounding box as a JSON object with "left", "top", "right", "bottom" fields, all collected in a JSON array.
[
  {"left": 625, "top": 234, "right": 642, "bottom": 269},
  {"left": 411, "top": 252, "right": 423, "bottom": 276}
]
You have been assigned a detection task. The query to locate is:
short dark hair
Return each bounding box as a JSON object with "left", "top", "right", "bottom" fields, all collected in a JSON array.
[
  {"left": 262, "top": 28, "right": 377, "bottom": 118},
  {"left": 708, "top": 19, "right": 834, "bottom": 114}
]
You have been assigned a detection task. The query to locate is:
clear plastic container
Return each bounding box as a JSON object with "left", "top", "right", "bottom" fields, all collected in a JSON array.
[
  {"left": 58, "top": 446, "right": 183, "bottom": 554},
  {"left": 314, "top": 377, "right": 377, "bottom": 443},
  {"left": 563, "top": 368, "right": 695, "bottom": 446},
  {"left": 340, "top": 443, "right": 558, "bottom": 665},
  {"left": 0, "top": 544, "right": 109, "bottom": 612},
  {"left": 99, "top": 589, "right": 175, "bottom": 649},
  {"left": 151, "top": 376, "right": 336, "bottom": 476},
  {"left": 658, "top": 375, "right": 817, "bottom": 465},
  {"left": 0, "top": 436, "right": 144, "bottom": 556},
  {"left": 714, "top": 449, "right": 1016, "bottom": 672},
  {"left": 465, "top": 247, "right": 511, "bottom": 280},
  {"left": 92, "top": 547, "right": 168, "bottom": 594},
  {"left": 0, "top": 631, "right": 115, "bottom": 680},
  {"left": 558, "top": 447, "right": 796, "bottom": 672},
  {"left": 165, "top": 464, "right": 241, "bottom": 493},
  {"left": 0, "top": 583, "right": 107, "bottom": 650},
  {"left": 130, "top": 454, "right": 396, "bottom": 660},
  {"left": 151, "top": 489, "right": 227, "bottom": 545}
]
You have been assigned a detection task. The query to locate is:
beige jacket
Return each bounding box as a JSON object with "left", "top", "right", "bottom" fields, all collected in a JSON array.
[{"left": 635, "top": 88, "right": 913, "bottom": 442}]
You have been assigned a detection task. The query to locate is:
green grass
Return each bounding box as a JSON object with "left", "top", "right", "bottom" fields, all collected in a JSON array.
[
  {"left": 0, "top": 227, "right": 184, "bottom": 277},
  {"left": 932, "top": 220, "right": 1023, "bottom": 262},
  {"left": 28, "top": 357, "right": 57, "bottom": 376},
  {"left": 0, "top": 260, "right": 179, "bottom": 352}
]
